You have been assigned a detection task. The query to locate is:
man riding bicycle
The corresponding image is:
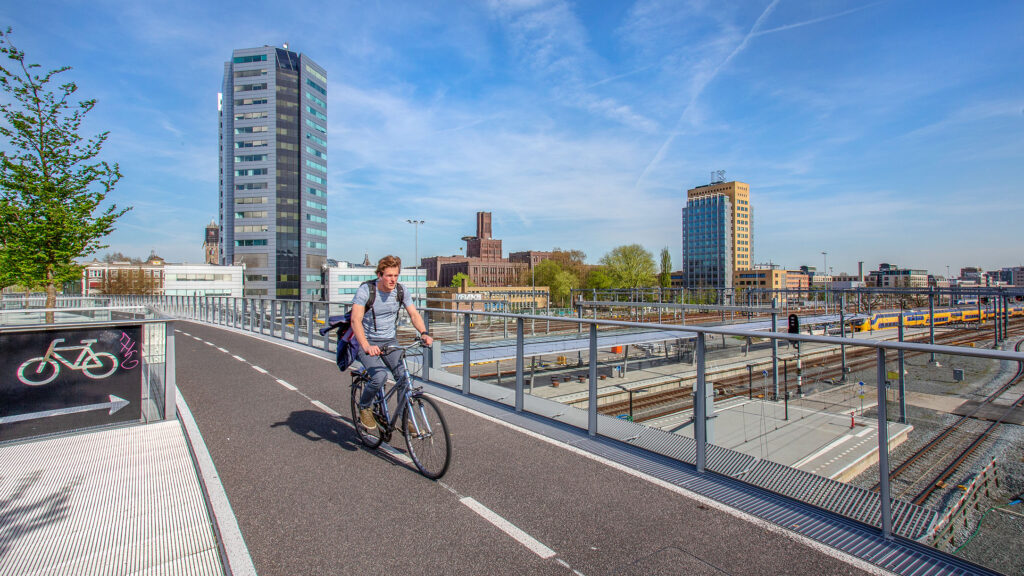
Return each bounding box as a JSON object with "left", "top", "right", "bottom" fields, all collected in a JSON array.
[{"left": 351, "top": 255, "right": 433, "bottom": 430}]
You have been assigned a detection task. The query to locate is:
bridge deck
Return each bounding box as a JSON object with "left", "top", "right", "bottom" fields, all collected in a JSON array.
[{"left": 1, "top": 320, "right": 999, "bottom": 576}]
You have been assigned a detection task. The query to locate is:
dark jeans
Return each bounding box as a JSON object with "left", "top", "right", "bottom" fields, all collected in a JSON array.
[{"left": 355, "top": 339, "right": 409, "bottom": 409}]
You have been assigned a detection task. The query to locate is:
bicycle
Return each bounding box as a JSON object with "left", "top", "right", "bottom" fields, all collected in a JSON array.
[
  {"left": 17, "top": 338, "right": 120, "bottom": 386},
  {"left": 350, "top": 342, "right": 452, "bottom": 479}
]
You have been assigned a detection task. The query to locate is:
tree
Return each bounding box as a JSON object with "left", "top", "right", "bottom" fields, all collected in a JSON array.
[
  {"left": 450, "top": 272, "right": 474, "bottom": 288},
  {"left": 659, "top": 247, "right": 672, "bottom": 288},
  {"left": 0, "top": 29, "right": 129, "bottom": 315},
  {"left": 101, "top": 251, "right": 143, "bottom": 264},
  {"left": 584, "top": 266, "right": 614, "bottom": 290},
  {"left": 600, "top": 244, "right": 657, "bottom": 288},
  {"left": 532, "top": 259, "right": 579, "bottom": 307}
]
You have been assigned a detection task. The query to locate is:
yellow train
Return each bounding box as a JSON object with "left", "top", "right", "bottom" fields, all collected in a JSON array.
[{"left": 849, "top": 304, "right": 1024, "bottom": 332}]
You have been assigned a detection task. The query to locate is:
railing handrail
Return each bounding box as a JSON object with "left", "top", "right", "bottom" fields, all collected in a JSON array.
[{"left": 415, "top": 305, "right": 1024, "bottom": 363}]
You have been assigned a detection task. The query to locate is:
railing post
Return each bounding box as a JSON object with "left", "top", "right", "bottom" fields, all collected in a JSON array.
[
  {"left": 771, "top": 298, "right": 779, "bottom": 400},
  {"left": 306, "top": 301, "right": 313, "bottom": 346},
  {"left": 588, "top": 323, "right": 598, "bottom": 436},
  {"left": 270, "top": 300, "right": 277, "bottom": 337},
  {"left": 291, "top": 301, "right": 299, "bottom": 342},
  {"left": 164, "top": 321, "right": 177, "bottom": 420},
  {"left": 695, "top": 332, "right": 706, "bottom": 473},
  {"left": 515, "top": 317, "right": 524, "bottom": 412},
  {"left": 463, "top": 312, "right": 471, "bottom": 395},
  {"left": 422, "top": 310, "right": 431, "bottom": 381},
  {"left": 928, "top": 287, "right": 936, "bottom": 363},
  {"left": 898, "top": 311, "right": 907, "bottom": 424},
  {"left": 877, "top": 347, "right": 893, "bottom": 539},
  {"left": 840, "top": 293, "right": 847, "bottom": 378}
]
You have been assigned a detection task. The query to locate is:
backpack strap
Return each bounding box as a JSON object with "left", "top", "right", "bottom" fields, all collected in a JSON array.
[
  {"left": 363, "top": 279, "right": 406, "bottom": 332},
  {"left": 364, "top": 280, "right": 378, "bottom": 331}
]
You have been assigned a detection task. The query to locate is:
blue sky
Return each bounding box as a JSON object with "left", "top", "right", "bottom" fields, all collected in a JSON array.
[{"left": 3, "top": 0, "right": 1022, "bottom": 277}]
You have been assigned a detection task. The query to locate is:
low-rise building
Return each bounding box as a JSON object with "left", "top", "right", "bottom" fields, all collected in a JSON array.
[
  {"left": 869, "top": 263, "right": 929, "bottom": 288},
  {"left": 426, "top": 284, "right": 549, "bottom": 322},
  {"left": 322, "top": 261, "right": 426, "bottom": 304},
  {"left": 164, "top": 264, "right": 243, "bottom": 297},
  {"left": 81, "top": 255, "right": 243, "bottom": 297}
]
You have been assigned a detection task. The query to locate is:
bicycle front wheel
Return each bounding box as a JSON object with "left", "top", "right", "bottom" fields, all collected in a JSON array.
[
  {"left": 350, "top": 377, "right": 384, "bottom": 449},
  {"left": 404, "top": 395, "right": 451, "bottom": 479}
]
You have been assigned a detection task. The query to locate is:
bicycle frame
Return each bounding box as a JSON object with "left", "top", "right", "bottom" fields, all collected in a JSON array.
[
  {"left": 359, "top": 345, "right": 432, "bottom": 437},
  {"left": 43, "top": 339, "right": 104, "bottom": 370}
]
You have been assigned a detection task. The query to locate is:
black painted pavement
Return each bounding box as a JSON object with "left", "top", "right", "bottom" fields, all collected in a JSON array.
[{"left": 175, "top": 321, "right": 880, "bottom": 576}]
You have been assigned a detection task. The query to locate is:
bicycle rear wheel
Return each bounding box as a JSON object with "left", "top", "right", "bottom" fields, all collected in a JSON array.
[
  {"left": 403, "top": 395, "right": 451, "bottom": 479},
  {"left": 350, "top": 377, "right": 384, "bottom": 448}
]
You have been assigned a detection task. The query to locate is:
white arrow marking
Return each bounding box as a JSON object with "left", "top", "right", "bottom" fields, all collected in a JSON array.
[{"left": 0, "top": 395, "right": 130, "bottom": 425}]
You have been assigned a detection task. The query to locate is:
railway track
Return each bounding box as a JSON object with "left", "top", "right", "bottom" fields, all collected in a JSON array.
[
  {"left": 873, "top": 338, "right": 1024, "bottom": 509},
  {"left": 595, "top": 322, "right": 1024, "bottom": 423}
]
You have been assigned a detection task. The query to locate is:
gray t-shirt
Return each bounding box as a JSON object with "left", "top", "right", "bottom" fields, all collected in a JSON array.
[{"left": 353, "top": 281, "right": 411, "bottom": 341}]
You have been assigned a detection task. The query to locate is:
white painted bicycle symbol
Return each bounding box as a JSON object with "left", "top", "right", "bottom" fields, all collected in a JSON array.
[{"left": 17, "top": 338, "right": 120, "bottom": 386}]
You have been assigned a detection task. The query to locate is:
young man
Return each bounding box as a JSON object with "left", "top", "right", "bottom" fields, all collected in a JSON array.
[{"left": 350, "top": 255, "right": 433, "bottom": 430}]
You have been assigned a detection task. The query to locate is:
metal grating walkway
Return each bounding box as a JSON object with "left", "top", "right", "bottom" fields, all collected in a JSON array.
[{"left": 0, "top": 421, "right": 223, "bottom": 576}]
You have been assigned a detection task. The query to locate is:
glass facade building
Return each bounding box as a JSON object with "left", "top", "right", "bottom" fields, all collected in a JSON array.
[
  {"left": 681, "top": 180, "right": 752, "bottom": 290},
  {"left": 682, "top": 195, "right": 734, "bottom": 289},
  {"left": 219, "top": 46, "right": 327, "bottom": 300}
]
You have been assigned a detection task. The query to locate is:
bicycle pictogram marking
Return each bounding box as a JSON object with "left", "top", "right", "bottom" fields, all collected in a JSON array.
[{"left": 17, "top": 338, "right": 120, "bottom": 386}]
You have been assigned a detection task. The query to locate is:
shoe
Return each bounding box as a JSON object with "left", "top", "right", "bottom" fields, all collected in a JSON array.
[{"left": 359, "top": 408, "right": 377, "bottom": 430}]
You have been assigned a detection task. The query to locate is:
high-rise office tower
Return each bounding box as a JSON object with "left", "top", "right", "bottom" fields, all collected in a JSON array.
[
  {"left": 681, "top": 179, "right": 752, "bottom": 290},
  {"left": 219, "top": 45, "right": 328, "bottom": 299}
]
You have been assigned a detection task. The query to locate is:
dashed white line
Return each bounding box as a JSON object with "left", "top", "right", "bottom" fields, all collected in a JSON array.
[
  {"left": 252, "top": 366, "right": 268, "bottom": 374},
  {"left": 205, "top": 341, "right": 215, "bottom": 346},
  {"left": 232, "top": 355, "right": 246, "bottom": 362},
  {"left": 459, "top": 497, "right": 556, "bottom": 559},
  {"left": 276, "top": 379, "right": 297, "bottom": 391},
  {"left": 218, "top": 347, "right": 229, "bottom": 353},
  {"left": 310, "top": 400, "right": 340, "bottom": 417},
  {"left": 556, "top": 558, "right": 587, "bottom": 576},
  {"left": 379, "top": 442, "right": 413, "bottom": 466}
]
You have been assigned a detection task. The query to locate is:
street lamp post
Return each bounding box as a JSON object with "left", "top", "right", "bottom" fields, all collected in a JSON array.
[
  {"left": 821, "top": 251, "right": 828, "bottom": 314},
  {"left": 406, "top": 219, "right": 424, "bottom": 305}
]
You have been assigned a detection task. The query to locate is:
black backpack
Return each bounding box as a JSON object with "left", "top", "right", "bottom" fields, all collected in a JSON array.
[{"left": 319, "top": 280, "right": 407, "bottom": 371}]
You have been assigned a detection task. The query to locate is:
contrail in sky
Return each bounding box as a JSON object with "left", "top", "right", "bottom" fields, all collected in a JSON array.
[{"left": 631, "top": 0, "right": 781, "bottom": 192}]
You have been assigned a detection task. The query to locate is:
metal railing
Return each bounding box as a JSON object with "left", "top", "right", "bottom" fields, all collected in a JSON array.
[{"left": 126, "top": 294, "right": 1024, "bottom": 548}]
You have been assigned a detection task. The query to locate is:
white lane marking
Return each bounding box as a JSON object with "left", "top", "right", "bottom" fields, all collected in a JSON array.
[
  {"left": 311, "top": 400, "right": 341, "bottom": 417},
  {"left": 460, "top": 497, "right": 556, "bottom": 559},
  {"left": 793, "top": 435, "right": 852, "bottom": 469},
  {"left": 556, "top": 558, "right": 587, "bottom": 576},
  {"left": 205, "top": 341, "right": 215, "bottom": 346},
  {"left": 432, "top": 397, "right": 892, "bottom": 576},
  {"left": 252, "top": 366, "right": 268, "bottom": 374},
  {"left": 218, "top": 347, "right": 229, "bottom": 353},
  {"left": 379, "top": 443, "right": 413, "bottom": 466},
  {"left": 855, "top": 427, "right": 873, "bottom": 437},
  {"left": 232, "top": 355, "right": 246, "bottom": 362},
  {"left": 276, "top": 379, "right": 297, "bottom": 391}
]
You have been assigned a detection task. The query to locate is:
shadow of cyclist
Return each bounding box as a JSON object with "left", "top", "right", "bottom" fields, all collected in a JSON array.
[{"left": 271, "top": 410, "right": 360, "bottom": 451}]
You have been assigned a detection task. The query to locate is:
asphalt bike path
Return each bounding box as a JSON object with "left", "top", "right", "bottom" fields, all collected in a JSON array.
[{"left": 175, "top": 321, "right": 882, "bottom": 576}]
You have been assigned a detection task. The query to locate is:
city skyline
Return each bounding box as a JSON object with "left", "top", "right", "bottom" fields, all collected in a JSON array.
[{"left": 2, "top": 1, "right": 1021, "bottom": 276}]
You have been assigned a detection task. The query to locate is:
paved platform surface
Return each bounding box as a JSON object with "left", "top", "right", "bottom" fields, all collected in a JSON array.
[{"left": 0, "top": 420, "right": 223, "bottom": 576}]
